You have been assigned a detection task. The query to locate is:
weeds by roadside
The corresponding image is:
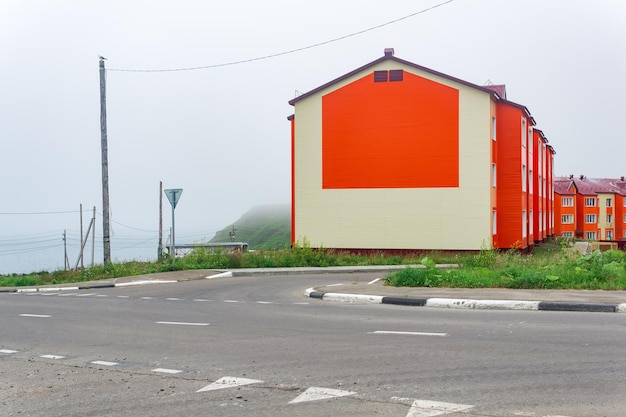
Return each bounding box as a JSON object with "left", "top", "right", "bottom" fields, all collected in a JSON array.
[{"left": 2, "top": 241, "right": 626, "bottom": 291}]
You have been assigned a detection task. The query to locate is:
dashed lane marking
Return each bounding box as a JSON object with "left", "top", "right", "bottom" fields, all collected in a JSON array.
[
  {"left": 289, "top": 387, "right": 357, "bottom": 404},
  {"left": 41, "top": 354, "right": 66, "bottom": 359},
  {"left": 156, "top": 321, "right": 210, "bottom": 326},
  {"left": 19, "top": 314, "right": 51, "bottom": 318},
  {"left": 368, "top": 278, "right": 382, "bottom": 284},
  {"left": 166, "top": 298, "right": 183, "bottom": 301},
  {"left": 152, "top": 368, "right": 183, "bottom": 374},
  {"left": 369, "top": 331, "right": 448, "bottom": 337},
  {"left": 223, "top": 300, "right": 239, "bottom": 303},
  {"left": 197, "top": 376, "right": 263, "bottom": 393},
  {"left": 0, "top": 349, "right": 18, "bottom": 354},
  {"left": 90, "top": 360, "right": 119, "bottom": 366}
]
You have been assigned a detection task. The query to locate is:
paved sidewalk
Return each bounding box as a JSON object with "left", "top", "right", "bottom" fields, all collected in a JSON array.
[{"left": 307, "top": 279, "right": 626, "bottom": 313}]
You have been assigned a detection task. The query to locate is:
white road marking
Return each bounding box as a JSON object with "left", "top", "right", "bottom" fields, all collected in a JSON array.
[
  {"left": 223, "top": 300, "right": 239, "bottom": 303},
  {"left": 95, "top": 294, "right": 108, "bottom": 297},
  {"left": 91, "top": 360, "right": 118, "bottom": 366},
  {"left": 369, "top": 331, "right": 448, "bottom": 337},
  {"left": 197, "top": 376, "right": 263, "bottom": 393},
  {"left": 0, "top": 349, "right": 18, "bottom": 354},
  {"left": 152, "top": 368, "right": 183, "bottom": 374},
  {"left": 115, "top": 280, "right": 177, "bottom": 287},
  {"left": 327, "top": 283, "right": 344, "bottom": 287},
  {"left": 75, "top": 293, "right": 96, "bottom": 297},
  {"left": 368, "top": 278, "right": 382, "bottom": 285},
  {"left": 406, "top": 399, "right": 474, "bottom": 417},
  {"left": 156, "top": 321, "right": 210, "bottom": 326},
  {"left": 289, "top": 387, "right": 356, "bottom": 404},
  {"left": 293, "top": 302, "right": 310, "bottom": 305},
  {"left": 193, "top": 299, "right": 212, "bottom": 302},
  {"left": 256, "top": 301, "right": 275, "bottom": 304},
  {"left": 206, "top": 271, "right": 233, "bottom": 279},
  {"left": 117, "top": 296, "right": 129, "bottom": 299},
  {"left": 141, "top": 297, "right": 153, "bottom": 300},
  {"left": 19, "top": 314, "right": 51, "bottom": 318},
  {"left": 166, "top": 297, "right": 183, "bottom": 301},
  {"left": 41, "top": 354, "right": 65, "bottom": 359},
  {"left": 59, "top": 293, "right": 79, "bottom": 297}
]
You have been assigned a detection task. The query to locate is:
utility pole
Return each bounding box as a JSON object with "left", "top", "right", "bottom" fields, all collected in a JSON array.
[
  {"left": 158, "top": 181, "right": 163, "bottom": 259},
  {"left": 79, "top": 203, "right": 84, "bottom": 269},
  {"left": 99, "top": 56, "right": 111, "bottom": 265}
]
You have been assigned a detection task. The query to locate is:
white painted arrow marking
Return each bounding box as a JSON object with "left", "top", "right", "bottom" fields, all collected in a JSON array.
[
  {"left": 196, "top": 377, "right": 263, "bottom": 393},
  {"left": 406, "top": 399, "right": 474, "bottom": 417},
  {"left": 289, "top": 387, "right": 357, "bottom": 404}
]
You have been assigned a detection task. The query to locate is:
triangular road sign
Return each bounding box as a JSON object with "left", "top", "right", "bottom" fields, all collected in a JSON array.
[{"left": 164, "top": 188, "right": 183, "bottom": 209}]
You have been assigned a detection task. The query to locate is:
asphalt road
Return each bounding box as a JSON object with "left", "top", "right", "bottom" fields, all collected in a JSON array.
[{"left": 1, "top": 272, "right": 625, "bottom": 416}]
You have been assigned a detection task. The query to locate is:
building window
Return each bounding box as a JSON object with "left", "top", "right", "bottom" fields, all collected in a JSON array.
[
  {"left": 492, "top": 210, "right": 497, "bottom": 234},
  {"left": 585, "top": 231, "right": 596, "bottom": 240},
  {"left": 522, "top": 210, "right": 527, "bottom": 237},
  {"left": 624, "top": 214, "right": 626, "bottom": 223},
  {"left": 561, "top": 214, "right": 574, "bottom": 224},
  {"left": 528, "top": 127, "right": 533, "bottom": 153},
  {"left": 521, "top": 118, "right": 527, "bottom": 147},
  {"left": 585, "top": 214, "right": 596, "bottom": 224},
  {"left": 491, "top": 164, "right": 496, "bottom": 187},
  {"left": 607, "top": 214, "right": 613, "bottom": 224},
  {"left": 561, "top": 197, "right": 573, "bottom": 207},
  {"left": 606, "top": 198, "right": 613, "bottom": 207},
  {"left": 491, "top": 117, "right": 496, "bottom": 141},
  {"left": 585, "top": 197, "right": 596, "bottom": 207},
  {"left": 561, "top": 232, "right": 574, "bottom": 238},
  {"left": 607, "top": 230, "right": 613, "bottom": 240},
  {"left": 529, "top": 210, "right": 533, "bottom": 233},
  {"left": 522, "top": 165, "right": 527, "bottom": 192}
]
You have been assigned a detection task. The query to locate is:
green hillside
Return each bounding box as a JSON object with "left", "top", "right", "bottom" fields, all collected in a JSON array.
[{"left": 210, "top": 204, "right": 291, "bottom": 250}]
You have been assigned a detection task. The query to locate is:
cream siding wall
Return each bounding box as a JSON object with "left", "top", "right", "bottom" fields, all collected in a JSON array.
[{"left": 294, "top": 62, "right": 493, "bottom": 250}]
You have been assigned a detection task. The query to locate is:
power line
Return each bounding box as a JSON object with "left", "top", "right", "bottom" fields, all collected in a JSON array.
[
  {"left": 0, "top": 210, "right": 81, "bottom": 215},
  {"left": 109, "top": 0, "right": 455, "bottom": 73}
]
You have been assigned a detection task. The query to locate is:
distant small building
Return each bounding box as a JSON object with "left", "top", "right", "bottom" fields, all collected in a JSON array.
[
  {"left": 554, "top": 176, "right": 626, "bottom": 240},
  {"left": 288, "top": 49, "right": 555, "bottom": 251}
]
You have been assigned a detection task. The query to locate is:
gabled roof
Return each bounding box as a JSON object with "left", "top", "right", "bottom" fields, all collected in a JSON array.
[
  {"left": 554, "top": 177, "right": 576, "bottom": 195},
  {"left": 289, "top": 48, "right": 502, "bottom": 106},
  {"left": 566, "top": 176, "right": 626, "bottom": 196}
]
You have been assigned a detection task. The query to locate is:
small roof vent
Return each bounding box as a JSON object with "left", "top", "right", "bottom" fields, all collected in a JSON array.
[{"left": 384, "top": 48, "right": 395, "bottom": 57}]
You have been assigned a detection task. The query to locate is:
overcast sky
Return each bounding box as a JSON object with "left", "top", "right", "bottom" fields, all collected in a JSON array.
[{"left": 1, "top": 0, "right": 625, "bottom": 274}]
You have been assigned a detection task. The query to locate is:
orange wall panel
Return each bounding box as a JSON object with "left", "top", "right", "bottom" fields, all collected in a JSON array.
[{"left": 321, "top": 72, "right": 459, "bottom": 189}]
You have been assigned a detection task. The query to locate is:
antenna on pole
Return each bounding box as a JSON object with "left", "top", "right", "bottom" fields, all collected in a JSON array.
[{"left": 99, "top": 56, "right": 111, "bottom": 265}]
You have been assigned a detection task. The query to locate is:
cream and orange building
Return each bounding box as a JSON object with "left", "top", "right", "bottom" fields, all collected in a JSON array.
[
  {"left": 554, "top": 176, "right": 626, "bottom": 241},
  {"left": 288, "top": 49, "right": 555, "bottom": 251}
]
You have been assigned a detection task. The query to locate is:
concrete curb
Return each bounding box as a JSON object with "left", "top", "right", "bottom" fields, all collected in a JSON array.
[
  {"left": 305, "top": 288, "right": 626, "bottom": 313},
  {"left": 0, "top": 280, "right": 177, "bottom": 293}
]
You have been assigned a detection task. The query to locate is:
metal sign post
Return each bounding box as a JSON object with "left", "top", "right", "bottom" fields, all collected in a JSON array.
[{"left": 164, "top": 188, "right": 183, "bottom": 257}]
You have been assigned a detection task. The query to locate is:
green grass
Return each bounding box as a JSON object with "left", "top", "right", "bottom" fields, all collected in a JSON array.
[
  {"left": 2, "top": 241, "right": 626, "bottom": 291},
  {"left": 385, "top": 247, "right": 626, "bottom": 290}
]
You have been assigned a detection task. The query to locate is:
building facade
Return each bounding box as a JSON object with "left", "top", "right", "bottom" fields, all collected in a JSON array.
[
  {"left": 288, "top": 49, "right": 555, "bottom": 251},
  {"left": 554, "top": 176, "right": 626, "bottom": 240}
]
